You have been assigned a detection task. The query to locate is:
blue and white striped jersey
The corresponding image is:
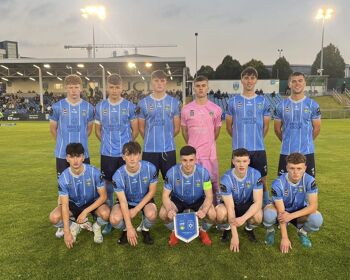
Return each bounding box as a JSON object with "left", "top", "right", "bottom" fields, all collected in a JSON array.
[
  {"left": 58, "top": 164, "right": 104, "bottom": 207},
  {"left": 95, "top": 98, "right": 136, "bottom": 157},
  {"left": 49, "top": 98, "right": 94, "bottom": 159},
  {"left": 227, "top": 94, "right": 271, "bottom": 151},
  {"left": 138, "top": 94, "right": 180, "bottom": 152},
  {"left": 112, "top": 161, "right": 158, "bottom": 206},
  {"left": 274, "top": 96, "right": 321, "bottom": 155},
  {"left": 271, "top": 173, "right": 318, "bottom": 212}
]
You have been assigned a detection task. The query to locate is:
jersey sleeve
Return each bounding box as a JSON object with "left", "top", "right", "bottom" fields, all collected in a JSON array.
[
  {"left": 311, "top": 101, "right": 321, "bottom": 120},
  {"left": 226, "top": 98, "right": 234, "bottom": 116},
  {"left": 112, "top": 170, "right": 125, "bottom": 193},
  {"left": 271, "top": 179, "right": 283, "bottom": 201},
  {"left": 93, "top": 167, "right": 105, "bottom": 189},
  {"left": 264, "top": 98, "right": 272, "bottom": 117},
  {"left": 164, "top": 168, "right": 174, "bottom": 191},
  {"left": 149, "top": 163, "right": 158, "bottom": 184},
  {"left": 180, "top": 106, "right": 188, "bottom": 126},
  {"left": 214, "top": 107, "right": 223, "bottom": 127},
  {"left": 57, "top": 174, "right": 68, "bottom": 197},
  {"left": 95, "top": 102, "right": 102, "bottom": 124},
  {"left": 273, "top": 103, "right": 282, "bottom": 120},
  {"left": 87, "top": 103, "right": 94, "bottom": 122},
  {"left": 138, "top": 99, "right": 146, "bottom": 119},
  {"left": 306, "top": 177, "right": 318, "bottom": 195},
  {"left": 219, "top": 174, "right": 232, "bottom": 196},
  {"left": 253, "top": 169, "right": 263, "bottom": 190},
  {"left": 173, "top": 98, "right": 180, "bottom": 117},
  {"left": 129, "top": 102, "right": 137, "bottom": 121},
  {"left": 49, "top": 102, "right": 59, "bottom": 122}
]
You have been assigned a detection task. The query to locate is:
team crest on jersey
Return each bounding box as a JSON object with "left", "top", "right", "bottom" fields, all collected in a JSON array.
[
  {"left": 190, "top": 110, "right": 195, "bottom": 117},
  {"left": 142, "top": 176, "right": 148, "bottom": 183},
  {"left": 257, "top": 103, "right": 263, "bottom": 110},
  {"left": 285, "top": 107, "right": 290, "bottom": 113},
  {"left": 298, "top": 187, "right": 304, "bottom": 193},
  {"left": 195, "top": 180, "right": 201, "bottom": 187},
  {"left": 245, "top": 181, "right": 251, "bottom": 188},
  {"left": 148, "top": 105, "right": 154, "bottom": 111},
  {"left": 284, "top": 188, "right": 289, "bottom": 196},
  {"left": 209, "top": 111, "right": 214, "bottom": 117},
  {"left": 82, "top": 110, "right": 87, "bottom": 116},
  {"left": 176, "top": 178, "right": 180, "bottom": 185},
  {"left": 86, "top": 178, "right": 92, "bottom": 186},
  {"left": 304, "top": 107, "right": 309, "bottom": 113},
  {"left": 237, "top": 102, "right": 242, "bottom": 109},
  {"left": 165, "top": 105, "right": 170, "bottom": 111},
  {"left": 103, "top": 109, "right": 108, "bottom": 115},
  {"left": 121, "top": 108, "right": 128, "bottom": 115},
  {"left": 232, "top": 184, "right": 237, "bottom": 192},
  {"left": 63, "top": 108, "right": 68, "bottom": 115}
]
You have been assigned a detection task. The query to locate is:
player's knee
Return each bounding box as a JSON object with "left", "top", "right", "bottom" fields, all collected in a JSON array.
[
  {"left": 263, "top": 207, "right": 277, "bottom": 227},
  {"left": 49, "top": 209, "right": 61, "bottom": 224},
  {"left": 253, "top": 210, "right": 263, "bottom": 225},
  {"left": 109, "top": 213, "right": 122, "bottom": 226},
  {"left": 159, "top": 207, "right": 167, "bottom": 221},
  {"left": 215, "top": 205, "right": 227, "bottom": 223},
  {"left": 99, "top": 207, "right": 110, "bottom": 221},
  {"left": 305, "top": 212, "right": 323, "bottom": 232},
  {"left": 145, "top": 209, "right": 157, "bottom": 222}
]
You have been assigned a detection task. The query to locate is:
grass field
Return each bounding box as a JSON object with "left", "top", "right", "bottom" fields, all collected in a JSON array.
[{"left": 0, "top": 120, "right": 349, "bottom": 280}]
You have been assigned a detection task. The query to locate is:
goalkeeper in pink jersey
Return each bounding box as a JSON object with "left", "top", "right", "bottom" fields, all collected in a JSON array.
[{"left": 181, "top": 75, "right": 222, "bottom": 204}]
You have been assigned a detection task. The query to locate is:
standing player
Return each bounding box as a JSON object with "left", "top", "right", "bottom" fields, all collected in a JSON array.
[
  {"left": 216, "top": 148, "right": 263, "bottom": 252},
  {"left": 95, "top": 74, "right": 138, "bottom": 234},
  {"left": 109, "top": 142, "right": 158, "bottom": 246},
  {"left": 159, "top": 146, "right": 216, "bottom": 247},
  {"left": 138, "top": 70, "right": 180, "bottom": 180},
  {"left": 181, "top": 75, "right": 222, "bottom": 204},
  {"left": 263, "top": 153, "right": 323, "bottom": 253},
  {"left": 49, "top": 74, "right": 94, "bottom": 237},
  {"left": 274, "top": 72, "right": 321, "bottom": 177},
  {"left": 49, "top": 143, "right": 110, "bottom": 248},
  {"left": 226, "top": 67, "right": 271, "bottom": 205}
]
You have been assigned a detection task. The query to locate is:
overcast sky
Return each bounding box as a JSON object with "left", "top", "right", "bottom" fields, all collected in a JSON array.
[{"left": 1, "top": 0, "right": 349, "bottom": 74}]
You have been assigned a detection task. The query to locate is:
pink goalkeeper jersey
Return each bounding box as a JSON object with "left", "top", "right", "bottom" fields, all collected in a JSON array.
[{"left": 181, "top": 100, "right": 222, "bottom": 159}]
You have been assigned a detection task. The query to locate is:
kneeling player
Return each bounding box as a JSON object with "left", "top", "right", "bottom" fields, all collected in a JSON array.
[
  {"left": 216, "top": 148, "right": 263, "bottom": 252},
  {"left": 109, "top": 141, "right": 158, "bottom": 246},
  {"left": 263, "top": 153, "right": 323, "bottom": 253},
  {"left": 159, "top": 145, "right": 216, "bottom": 247},
  {"left": 49, "top": 143, "right": 110, "bottom": 248}
]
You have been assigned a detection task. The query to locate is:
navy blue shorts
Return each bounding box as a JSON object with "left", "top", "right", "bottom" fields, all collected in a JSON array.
[
  {"left": 69, "top": 200, "right": 96, "bottom": 220},
  {"left": 142, "top": 150, "right": 176, "bottom": 179},
  {"left": 171, "top": 195, "right": 205, "bottom": 213},
  {"left": 278, "top": 153, "right": 315, "bottom": 177},
  {"left": 101, "top": 155, "right": 125, "bottom": 181},
  {"left": 56, "top": 157, "right": 90, "bottom": 178},
  {"left": 116, "top": 198, "right": 155, "bottom": 213},
  {"left": 219, "top": 200, "right": 253, "bottom": 218},
  {"left": 231, "top": 150, "right": 267, "bottom": 177}
]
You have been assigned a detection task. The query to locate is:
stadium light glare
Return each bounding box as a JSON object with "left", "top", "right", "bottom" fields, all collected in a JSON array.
[
  {"left": 107, "top": 70, "right": 112, "bottom": 75},
  {"left": 316, "top": 8, "right": 334, "bottom": 76},
  {"left": 1, "top": 65, "right": 9, "bottom": 70},
  {"left": 16, "top": 71, "right": 24, "bottom": 76},
  {"left": 170, "top": 76, "right": 173, "bottom": 80},
  {"left": 1, "top": 77, "right": 9, "bottom": 81},
  {"left": 76, "top": 71, "right": 82, "bottom": 76},
  {"left": 145, "top": 63, "right": 152, "bottom": 68},
  {"left": 85, "top": 76, "right": 90, "bottom": 81},
  {"left": 46, "top": 71, "right": 53, "bottom": 76},
  {"left": 29, "top": 77, "right": 36, "bottom": 81},
  {"left": 33, "top": 64, "right": 40, "bottom": 69},
  {"left": 141, "top": 76, "right": 145, "bottom": 80},
  {"left": 81, "top": 6, "right": 106, "bottom": 20},
  {"left": 57, "top": 77, "right": 62, "bottom": 81},
  {"left": 99, "top": 64, "right": 104, "bottom": 69},
  {"left": 137, "top": 70, "right": 141, "bottom": 75},
  {"left": 128, "top": 62, "right": 136, "bottom": 69},
  {"left": 77, "top": 64, "right": 85, "bottom": 68},
  {"left": 43, "top": 64, "right": 50, "bottom": 69}
]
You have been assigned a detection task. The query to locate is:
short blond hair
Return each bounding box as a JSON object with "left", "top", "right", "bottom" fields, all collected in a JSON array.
[{"left": 64, "top": 74, "right": 82, "bottom": 86}]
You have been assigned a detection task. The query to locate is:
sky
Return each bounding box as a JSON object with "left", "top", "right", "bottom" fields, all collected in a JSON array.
[{"left": 1, "top": 0, "right": 349, "bottom": 75}]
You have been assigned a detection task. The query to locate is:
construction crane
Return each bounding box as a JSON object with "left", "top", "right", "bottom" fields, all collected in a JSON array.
[{"left": 64, "top": 44, "right": 177, "bottom": 58}]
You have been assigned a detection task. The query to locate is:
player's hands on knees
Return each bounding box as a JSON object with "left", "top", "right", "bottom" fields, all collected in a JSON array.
[
  {"left": 280, "top": 237, "right": 292, "bottom": 253},
  {"left": 228, "top": 217, "right": 238, "bottom": 227},
  {"left": 230, "top": 234, "right": 240, "bottom": 252},
  {"left": 129, "top": 208, "right": 138, "bottom": 219},
  {"left": 77, "top": 210, "right": 88, "bottom": 224},
  {"left": 168, "top": 209, "right": 176, "bottom": 220},
  {"left": 235, "top": 216, "right": 246, "bottom": 227},
  {"left": 278, "top": 212, "right": 291, "bottom": 224},
  {"left": 64, "top": 232, "right": 74, "bottom": 249},
  {"left": 127, "top": 227, "right": 138, "bottom": 246},
  {"left": 196, "top": 209, "right": 206, "bottom": 219}
]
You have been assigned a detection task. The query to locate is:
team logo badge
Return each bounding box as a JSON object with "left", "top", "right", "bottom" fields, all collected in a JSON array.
[
  {"left": 298, "top": 187, "right": 303, "bottom": 193},
  {"left": 82, "top": 110, "right": 86, "bottom": 116},
  {"left": 190, "top": 110, "right": 195, "bottom": 117},
  {"left": 285, "top": 107, "right": 290, "bottom": 113},
  {"left": 176, "top": 178, "right": 181, "bottom": 185},
  {"left": 284, "top": 188, "right": 289, "bottom": 196},
  {"left": 142, "top": 177, "right": 148, "bottom": 183},
  {"left": 149, "top": 105, "right": 154, "bottom": 111},
  {"left": 245, "top": 181, "right": 251, "bottom": 188},
  {"left": 121, "top": 108, "right": 127, "bottom": 115},
  {"left": 195, "top": 180, "right": 201, "bottom": 187},
  {"left": 257, "top": 103, "right": 263, "bottom": 110},
  {"left": 103, "top": 109, "right": 108, "bottom": 115},
  {"left": 209, "top": 111, "right": 214, "bottom": 117},
  {"left": 86, "top": 178, "right": 92, "bottom": 186},
  {"left": 232, "top": 82, "right": 240, "bottom": 91},
  {"left": 63, "top": 108, "right": 68, "bottom": 115},
  {"left": 174, "top": 212, "right": 199, "bottom": 243},
  {"left": 304, "top": 107, "right": 309, "bottom": 113},
  {"left": 165, "top": 105, "right": 170, "bottom": 111},
  {"left": 237, "top": 102, "right": 242, "bottom": 109}
]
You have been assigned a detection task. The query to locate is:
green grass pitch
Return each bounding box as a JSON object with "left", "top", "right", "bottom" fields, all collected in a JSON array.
[{"left": 0, "top": 119, "right": 349, "bottom": 279}]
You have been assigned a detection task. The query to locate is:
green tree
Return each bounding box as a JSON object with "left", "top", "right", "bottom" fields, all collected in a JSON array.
[
  {"left": 311, "top": 43, "right": 345, "bottom": 78},
  {"left": 272, "top": 57, "right": 293, "bottom": 80},
  {"left": 242, "top": 59, "right": 270, "bottom": 79},
  {"left": 215, "top": 55, "right": 241, "bottom": 79},
  {"left": 197, "top": 65, "right": 215, "bottom": 79}
]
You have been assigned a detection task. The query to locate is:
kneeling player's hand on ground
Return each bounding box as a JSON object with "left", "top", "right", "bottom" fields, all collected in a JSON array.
[
  {"left": 196, "top": 209, "right": 206, "bottom": 219},
  {"left": 77, "top": 210, "right": 88, "bottom": 224},
  {"left": 280, "top": 237, "right": 292, "bottom": 254},
  {"left": 64, "top": 232, "right": 74, "bottom": 249},
  {"left": 127, "top": 227, "right": 138, "bottom": 246},
  {"left": 230, "top": 235, "right": 240, "bottom": 252}
]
